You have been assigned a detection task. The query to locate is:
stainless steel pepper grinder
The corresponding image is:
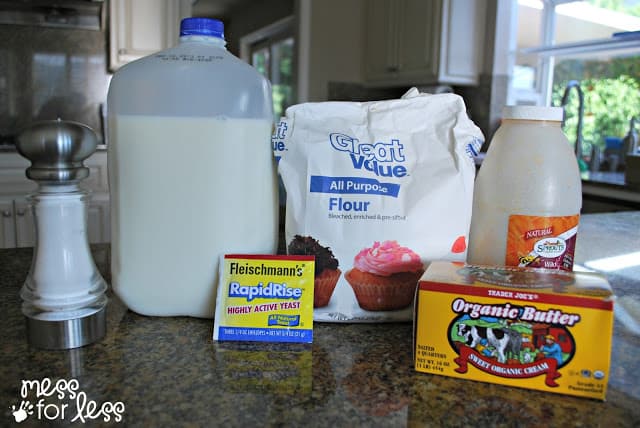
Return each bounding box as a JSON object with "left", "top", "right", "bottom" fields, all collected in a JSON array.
[{"left": 16, "top": 119, "right": 108, "bottom": 349}]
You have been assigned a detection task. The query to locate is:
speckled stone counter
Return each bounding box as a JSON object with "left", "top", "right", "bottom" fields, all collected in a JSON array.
[{"left": 1, "top": 212, "right": 639, "bottom": 427}]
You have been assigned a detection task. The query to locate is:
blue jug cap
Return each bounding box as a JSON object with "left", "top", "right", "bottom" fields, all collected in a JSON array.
[{"left": 180, "top": 17, "right": 224, "bottom": 39}]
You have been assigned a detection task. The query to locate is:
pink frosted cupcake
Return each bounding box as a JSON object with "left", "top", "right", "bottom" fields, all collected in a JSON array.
[{"left": 345, "top": 241, "right": 424, "bottom": 311}]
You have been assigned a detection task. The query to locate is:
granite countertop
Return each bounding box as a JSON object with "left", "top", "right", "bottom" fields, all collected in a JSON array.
[{"left": 1, "top": 212, "right": 639, "bottom": 427}]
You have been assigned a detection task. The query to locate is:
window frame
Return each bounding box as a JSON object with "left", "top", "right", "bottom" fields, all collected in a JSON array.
[
  {"left": 239, "top": 16, "right": 296, "bottom": 120},
  {"left": 508, "top": 0, "right": 640, "bottom": 106}
]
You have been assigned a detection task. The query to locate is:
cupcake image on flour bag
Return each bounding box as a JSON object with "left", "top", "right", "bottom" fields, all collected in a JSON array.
[
  {"left": 274, "top": 88, "right": 484, "bottom": 322},
  {"left": 346, "top": 241, "right": 424, "bottom": 311},
  {"left": 288, "top": 235, "right": 341, "bottom": 308}
]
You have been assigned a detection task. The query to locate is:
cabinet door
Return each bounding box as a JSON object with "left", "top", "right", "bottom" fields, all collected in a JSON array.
[
  {"left": 437, "top": 0, "right": 486, "bottom": 85},
  {"left": 82, "top": 151, "right": 109, "bottom": 194},
  {"left": 395, "top": 0, "right": 441, "bottom": 82},
  {"left": 0, "top": 154, "right": 36, "bottom": 196},
  {"left": 88, "top": 194, "right": 110, "bottom": 244},
  {"left": 0, "top": 151, "right": 107, "bottom": 195},
  {"left": 364, "top": 0, "right": 399, "bottom": 82},
  {"left": 0, "top": 199, "right": 15, "bottom": 248},
  {"left": 363, "top": 0, "right": 483, "bottom": 86},
  {"left": 14, "top": 199, "right": 35, "bottom": 248},
  {"left": 109, "top": 0, "right": 192, "bottom": 71},
  {"left": 13, "top": 196, "right": 110, "bottom": 247}
]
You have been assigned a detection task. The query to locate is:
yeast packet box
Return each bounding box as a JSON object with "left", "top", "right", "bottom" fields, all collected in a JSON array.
[
  {"left": 413, "top": 261, "right": 614, "bottom": 400},
  {"left": 214, "top": 254, "right": 315, "bottom": 343}
]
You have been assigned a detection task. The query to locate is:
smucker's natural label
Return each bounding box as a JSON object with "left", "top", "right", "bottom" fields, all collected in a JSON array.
[
  {"left": 213, "top": 255, "right": 315, "bottom": 343},
  {"left": 506, "top": 214, "right": 579, "bottom": 271}
]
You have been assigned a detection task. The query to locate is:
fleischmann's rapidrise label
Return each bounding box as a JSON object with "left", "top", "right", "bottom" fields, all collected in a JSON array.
[{"left": 213, "top": 254, "right": 315, "bottom": 343}]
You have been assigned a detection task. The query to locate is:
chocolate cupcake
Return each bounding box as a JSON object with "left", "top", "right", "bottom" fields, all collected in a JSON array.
[{"left": 288, "top": 235, "right": 341, "bottom": 308}]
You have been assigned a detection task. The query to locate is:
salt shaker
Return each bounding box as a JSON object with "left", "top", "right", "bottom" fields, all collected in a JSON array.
[{"left": 16, "top": 119, "right": 108, "bottom": 349}]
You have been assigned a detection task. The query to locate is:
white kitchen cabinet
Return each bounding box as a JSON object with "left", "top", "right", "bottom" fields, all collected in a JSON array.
[
  {"left": 363, "top": 0, "right": 486, "bottom": 86},
  {"left": 109, "top": 0, "right": 192, "bottom": 71},
  {"left": 87, "top": 193, "right": 111, "bottom": 245},
  {"left": 0, "top": 198, "right": 15, "bottom": 248},
  {"left": 0, "top": 196, "right": 109, "bottom": 249},
  {"left": 0, "top": 197, "right": 35, "bottom": 248},
  {"left": 0, "top": 151, "right": 110, "bottom": 248},
  {"left": 13, "top": 197, "right": 35, "bottom": 248}
]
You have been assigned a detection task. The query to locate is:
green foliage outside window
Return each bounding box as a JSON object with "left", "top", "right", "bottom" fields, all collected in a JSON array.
[
  {"left": 587, "top": 0, "right": 640, "bottom": 17},
  {"left": 549, "top": 1, "right": 640, "bottom": 155},
  {"left": 552, "top": 57, "right": 640, "bottom": 154},
  {"left": 272, "top": 40, "right": 294, "bottom": 120},
  {"left": 252, "top": 52, "right": 268, "bottom": 77}
]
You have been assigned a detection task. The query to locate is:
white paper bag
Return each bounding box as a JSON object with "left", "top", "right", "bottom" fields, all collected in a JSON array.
[{"left": 274, "top": 88, "right": 484, "bottom": 322}]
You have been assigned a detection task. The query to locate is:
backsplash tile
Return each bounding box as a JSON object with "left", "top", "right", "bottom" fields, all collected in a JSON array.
[
  {"left": 0, "top": 24, "right": 111, "bottom": 143},
  {"left": 456, "top": 73, "right": 509, "bottom": 145},
  {"left": 328, "top": 80, "right": 499, "bottom": 143},
  {"left": 328, "top": 82, "right": 408, "bottom": 102}
]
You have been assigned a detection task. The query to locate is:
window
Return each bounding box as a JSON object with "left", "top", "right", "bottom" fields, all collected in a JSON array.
[
  {"left": 240, "top": 17, "right": 295, "bottom": 122},
  {"left": 511, "top": 0, "right": 640, "bottom": 162}
]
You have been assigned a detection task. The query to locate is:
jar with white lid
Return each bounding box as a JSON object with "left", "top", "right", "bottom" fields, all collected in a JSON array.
[
  {"left": 107, "top": 17, "right": 278, "bottom": 317},
  {"left": 467, "top": 106, "right": 582, "bottom": 271}
]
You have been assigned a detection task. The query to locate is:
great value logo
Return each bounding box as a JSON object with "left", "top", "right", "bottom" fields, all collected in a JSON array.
[{"left": 329, "top": 133, "right": 407, "bottom": 178}]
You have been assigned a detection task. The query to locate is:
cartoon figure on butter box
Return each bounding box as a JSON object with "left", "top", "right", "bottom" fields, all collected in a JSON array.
[
  {"left": 476, "top": 339, "right": 497, "bottom": 358},
  {"left": 539, "top": 334, "right": 564, "bottom": 365},
  {"left": 448, "top": 308, "right": 576, "bottom": 387},
  {"left": 451, "top": 315, "right": 575, "bottom": 366}
]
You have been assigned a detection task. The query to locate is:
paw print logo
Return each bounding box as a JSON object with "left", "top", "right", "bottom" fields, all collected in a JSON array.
[{"left": 11, "top": 401, "right": 34, "bottom": 423}]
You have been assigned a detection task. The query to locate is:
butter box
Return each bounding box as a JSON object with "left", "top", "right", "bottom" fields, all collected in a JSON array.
[{"left": 414, "top": 262, "right": 614, "bottom": 400}]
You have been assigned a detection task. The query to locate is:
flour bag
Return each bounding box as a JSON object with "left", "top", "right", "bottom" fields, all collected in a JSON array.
[{"left": 274, "top": 88, "right": 484, "bottom": 322}]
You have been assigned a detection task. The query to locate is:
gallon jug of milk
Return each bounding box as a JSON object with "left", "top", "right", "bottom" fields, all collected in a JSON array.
[
  {"left": 467, "top": 106, "right": 581, "bottom": 271},
  {"left": 107, "top": 17, "right": 278, "bottom": 317}
]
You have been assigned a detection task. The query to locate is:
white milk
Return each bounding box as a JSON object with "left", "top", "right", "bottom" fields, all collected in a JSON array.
[{"left": 109, "top": 115, "right": 278, "bottom": 318}]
